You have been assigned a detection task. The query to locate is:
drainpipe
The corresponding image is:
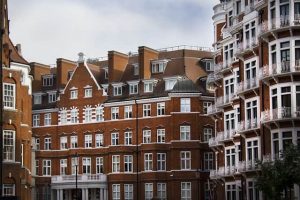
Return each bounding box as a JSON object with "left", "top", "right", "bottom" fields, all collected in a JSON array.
[{"left": 135, "top": 99, "right": 139, "bottom": 200}]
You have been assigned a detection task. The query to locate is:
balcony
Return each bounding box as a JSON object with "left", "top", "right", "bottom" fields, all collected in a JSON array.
[
  {"left": 215, "top": 93, "right": 237, "bottom": 108},
  {"left": 259, "top": 15, "right": 300, "bottom": 38},
  {"left": 237, "top": 119, "right": 259, "bottom": 134},
  {"left": 254, "top": 0, "right": 267, "bottom": 9},
  {"left": 208, "top": 132, "right": 224, "bottom": 147},
  {"left": 214, "top": 62, "right": 223, "bottom": 73},
  {"left": 237, "top": 78, "right": 259, "bottom": 95},
  {"left": 261, "top": 107, "right": 300, "bottom": 124},
  {"left": 237, "top": 161, "right": 257, "bottom": 172},
  {"left": 207, "top": 104, "right": 222, "bottom": 115},
  {"left": 259, "top": 60, "right": 300, "bottom": 81},
  {"left": 207, "top": 73, "right": 223, "bottom": 85},
  {"left": 210, "top": 166, "right": 225, "bottom": 179},
  {"left": 52, "top": 174, "right": 107, "bottom": 185}
]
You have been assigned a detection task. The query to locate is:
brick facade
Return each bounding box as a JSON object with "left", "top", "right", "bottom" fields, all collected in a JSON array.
[{"left": 31, "top": 47, "right": 215, "bottom": 200}]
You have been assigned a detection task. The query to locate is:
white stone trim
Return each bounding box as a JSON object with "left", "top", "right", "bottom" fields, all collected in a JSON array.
[{"left": 168, "top": 93, "right": 201, "bottom": 97}]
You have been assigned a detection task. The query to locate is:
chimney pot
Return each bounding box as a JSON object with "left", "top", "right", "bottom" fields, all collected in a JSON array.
[{"left": 78, "top": 52, "right": 85, "bottom": 63}]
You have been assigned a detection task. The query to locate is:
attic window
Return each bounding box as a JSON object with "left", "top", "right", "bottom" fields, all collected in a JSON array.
[
  {"left": 203, "top": 59, "right": 214, "bottom": 71},
  {"left": 42, "top": 75, "right": 54, "bottom": 86},
  {"left": 104, "top": 69, "right": 108, "bottom": 79},
  {"left": 151, "top": 60, "right": 167, "bottom": 73},
  {"left": 165, "top": 79, "right": 177, "bottom": 91},
  {"left": 112, "top": 83, "right": 124, "bottom": 96},
  {"left": 133, "top": 64, "right": 139, "bottom": 75}
]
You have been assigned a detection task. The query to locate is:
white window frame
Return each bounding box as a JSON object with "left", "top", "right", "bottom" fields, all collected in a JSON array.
[
  {"left": 70, "top": 109, "right": 78, "bottom": 123},
  {"left": 157, "top": 153, "right": 166, "bottom": 171},
  {"left": 3, "top": 130, "right": 15, "bottom": 162},
  {"left": 129, "top": 83, "right": 138, "bottom": 95},
  {"left": 203, "top": 128, "right": 213, "bottom": 142},
  {"left": 33, "top": 114, "right": 40, "bottom": 127},
  {"left": 144, "top": 153, "right": 153, "bottom": 171},
  {"left": 203, "top": 101, "right": 212, "bottom": 114},
  {"left": 3, "top": 184, "right": 15, "bottom": 196},
  {"left": 96, "top": 157, "right": 104, "bottom": 174},
  {"left": 124, "top": 184, "right": 133, "bottom": 200},
  {"left": 113, "top": 85, "right": 122, "bottom": 96},
  {"left": 3, "top": 83, "right": 16, "bottom": 109},
  {"left": 157, "top": 183, "right": 167, "bottom": 200},
  {"left": 84, "top": 88, "right": 92, "bottom": 98},
  {"left": 157, "top": 102, "right": 165, "bottom": 116},
  {"left": 180, "top": 151, "right": 191, "bottom": 170},
  {"left": 111, "top": 107, "right": 119, "bottom": 120},
  {"left": 82, "top": 157, "right": 91, "bottom": 174},
  {"left": 44, "top": 113, "right": 51, "bottom": 126},
  {"left": 60, "top": 159, "right": 67, "bottom": 175},
  {"left": 95, "top": 133, "right": 104, "bottom": 147},
  {"left": 44, "top": 137, "right": 51, "bottom": 150},
  {"left": 157, "top": 129, "right": 165, "bottom": 143},
  {"left": 124, "top": 105, "right": 133, "bottom": 119},
  {"left": 124, "top": 155, "right": 133, "bottom": 172},
  {"left": 42, "top": 75, "right": 54, "bottom": 86},
  {"left": 111, "top": 132, "right": 119, "bottom": 146},
  {"left": 180, "top": 126, "right": 191, "bottom": 141},
  {"left": 84, "top": 134, "right": 92, "bottom": 148},
  {"left": 43, "top": 159, "right": 51, "bottom": 176},
  {"left": 181, "top": 182, "right": 191, "bottom": 200},
  {"left": 125, "top": 131, "right": 132, "bottom": 145},
  {"left": 145, "top": 183, "right": 153, "bottom": 200},
  {"left": 112, "top": 155, "right": 120, "bottom": 173},
  {"left": 112, "top": 184, "right": 121, "bottom": 200},
  {"left": 84, "top": 107, "right": 92, "bottom": 123},
  {"left": 33, "top": 94, "right": 42, "bottom": 105},
  {"left": 144, "top": 82, "right": 154, "bottom": 93},
  {"left": 204, "top": 152, "right": 214, "bottom": 171},
  {"left": 143, "top": 130, "right": 151, "bottom": 144},
  {"left": 71, "top": 135, "right": 78, "bottom": 148},
  {"left": 60, "top": 136, "right": 68, "bottom": 150},
  {"left": 48, "top": 92, "right": 57, "bottom": 103},
  {"left": 96, "top": 105, "right": 104, "bottom": 122},
  {"left": 143, "top": 104, "right": 151, "bottom": 117},
  {"left": 70, "top": 89, "right": 78, "bottom": 99},
  {"left": 180, "top": 98, "right": 191, "bottom": 112}
]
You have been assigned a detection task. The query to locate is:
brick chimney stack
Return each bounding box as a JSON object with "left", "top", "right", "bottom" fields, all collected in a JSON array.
[{"left": 138, "top": 46, "right": 159, "bottom": 80}]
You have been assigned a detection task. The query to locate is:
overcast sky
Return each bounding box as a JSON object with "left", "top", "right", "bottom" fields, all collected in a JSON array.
[{"left": 8, "top": 0, "right": 219, "bottom": 65}]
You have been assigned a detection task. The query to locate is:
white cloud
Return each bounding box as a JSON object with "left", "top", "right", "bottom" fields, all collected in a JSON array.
[{"left": 8, "top": 0, "right": 218, "bottom": 64}]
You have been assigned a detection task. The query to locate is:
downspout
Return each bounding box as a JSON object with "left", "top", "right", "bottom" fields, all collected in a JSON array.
[{"left": 135, "top": 99, "right": 139, "bottom": 200}]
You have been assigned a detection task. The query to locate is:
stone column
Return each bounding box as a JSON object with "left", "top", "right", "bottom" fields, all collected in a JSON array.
[
  {"left": 60, "top": 189, "right": 63, "bottom": 200},
  {"left": 100, "top": 188, "right": 103, "bottom": 200},
  {"left": 82, "top": 188, "right": 85, "bottom": 200},
  {"left": 56, "top": 189, "right": 60, "bottom": 200},
  {"left": 103, "top": 188, "right": 107, "bottom": 200}
]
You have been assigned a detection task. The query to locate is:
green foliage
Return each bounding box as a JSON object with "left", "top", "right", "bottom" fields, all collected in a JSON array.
[{"left": 255, "top": 145, "right": 300, "bottom": 200}]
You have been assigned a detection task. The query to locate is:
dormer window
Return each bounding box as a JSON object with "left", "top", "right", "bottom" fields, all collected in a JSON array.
[
  {"left": 133, "top": 64, "right": 139, "bottom": 75},
  {"left": 42, "top": 75, "right": 54, "bottom": 86},
  {"left": 151, "top": 60, "right": 168, "bottom": 73},
  {"left": 33, "top": 94, "right": 42, "bottom": 105},
  {"left": 164, "top": 78, "right": 178, "bottom": 91},
  {"left": 102, "top": 84, "right": 108, "bottom": 96},
  {"left": 144, "top": 82, "right": 153, "bottom": 93},
  {"left": 113, "top": 85, "right": 122, "bottom": 96},
  {"left": 48, "top": 92, "right": 57, "bottom": 103},
  {"left": 203, "top": 59, "right": 214, "bottom": 71},
  {"left": 128, "top": 81, "right": 139, "bottom": 95},
  {"left": 104, "top": 68, "right": 108, "bottom": 79}
]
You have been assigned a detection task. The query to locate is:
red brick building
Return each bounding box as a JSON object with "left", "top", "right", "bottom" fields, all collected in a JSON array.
[
  {"left": 208, "top": 0, "right": 300, "bottom": 199},
  {"left": 31, "top": 46, "right": 215, "bottom": 200},
  {"left": 1, "top": 0, "right": 33, "bottom": 199}
]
